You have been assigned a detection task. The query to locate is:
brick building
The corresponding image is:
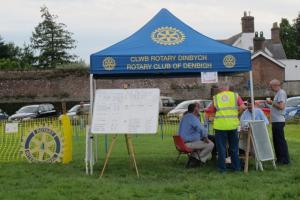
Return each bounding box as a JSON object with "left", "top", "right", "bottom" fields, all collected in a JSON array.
[{"left": 220, "top": 11, "right": 286, "bottom": 85}]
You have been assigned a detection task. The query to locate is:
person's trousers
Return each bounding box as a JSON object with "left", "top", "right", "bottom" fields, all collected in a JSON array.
[
  {"left": 272, "top": 122, "right": 290, "bottom": 164},
  {"left": 208, "top": 134, "right": 217, "bottom": 158},
  {"left": 215, "top": 129, "right": 240, "bottom": 172},
  {"left": 185, "top": 140, "right": 214, "bottom": 163}
]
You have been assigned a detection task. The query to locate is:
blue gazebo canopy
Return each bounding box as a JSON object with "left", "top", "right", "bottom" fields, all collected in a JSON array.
[{"left": 90, "top": 8, "right": 251, "bottom": 76}]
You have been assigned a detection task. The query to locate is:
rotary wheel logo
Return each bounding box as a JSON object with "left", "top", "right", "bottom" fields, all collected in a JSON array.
[
  {"left": 102, "top": 57, "right": 116, "bottom": 70},
  {"left": 151, "top": 26, "right": 185, "bottom": 45},
  {"left": 223, "top": 55, "right": 236, "bottom": 68},
  {"left": 22, "top": 127, "right": 63, "bottom": 163},
  {"left": 221, "top": 94, "right": 229, "bottom": 102}
]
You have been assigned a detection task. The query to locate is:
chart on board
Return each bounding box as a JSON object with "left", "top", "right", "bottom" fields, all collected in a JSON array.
[{"left": 91, "top": 88, "right": 160, "bottom": 134}]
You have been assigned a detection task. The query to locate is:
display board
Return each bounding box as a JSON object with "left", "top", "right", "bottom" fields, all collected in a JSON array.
[
  {"left": 201, "top": 72, "right": 218, "bottom": 83},
  {"left": 91, "top": 88, "right": 160, "bottom": 134},
  {"left": 249, "top": 120, "right": 275, "bottom": 162}
]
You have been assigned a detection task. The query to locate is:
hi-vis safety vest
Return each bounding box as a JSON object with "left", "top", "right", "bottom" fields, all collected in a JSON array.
[{"left": 213, "top": 91, "right": 240, "bottom": 130}]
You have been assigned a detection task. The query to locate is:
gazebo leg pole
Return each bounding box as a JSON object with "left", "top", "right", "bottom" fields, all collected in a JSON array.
[
  {"left": 249, "top": 71, "right": 255, "bottom": 120},
  {"left": 86, "top": 74, "right": 94, "bottom": 175}
]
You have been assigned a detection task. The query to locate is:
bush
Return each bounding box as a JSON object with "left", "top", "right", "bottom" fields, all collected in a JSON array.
[{"left": 0, "top": 59, "right": 20, "bottom": 69}]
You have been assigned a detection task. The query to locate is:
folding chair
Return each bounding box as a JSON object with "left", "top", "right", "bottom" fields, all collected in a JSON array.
[{"left": 172, "top": 135, "right": 193, "bottom": 162}]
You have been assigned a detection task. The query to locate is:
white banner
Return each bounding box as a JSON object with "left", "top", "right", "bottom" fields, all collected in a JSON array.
[{"left": 201, "top": 72, "right": 218, "bottom": 83}]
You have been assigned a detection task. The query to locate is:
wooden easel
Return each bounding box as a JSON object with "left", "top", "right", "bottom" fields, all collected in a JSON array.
[
  {"left": 243, "top": 128, "right": 253, "bottom": 173},
  {"left": 100, "top": 134, "right": 140, "bottom": 178}
]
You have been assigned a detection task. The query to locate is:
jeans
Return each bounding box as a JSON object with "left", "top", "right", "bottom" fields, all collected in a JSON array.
[
  {"left": 272, "top": 122, "right": 290, "bottom": 164},
  {"left": 215, "top": 129, "right": 240, "bottom": 172}
]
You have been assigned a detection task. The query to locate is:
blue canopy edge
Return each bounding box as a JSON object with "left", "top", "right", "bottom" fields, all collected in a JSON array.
[{"left": 90, "top": 8, "right": 251, "bottom": 76}]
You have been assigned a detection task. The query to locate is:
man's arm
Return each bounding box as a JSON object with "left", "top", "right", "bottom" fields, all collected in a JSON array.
[
  {"left": 272, "top": 90, "right": 286, "bottom": 110},
  {"left": 273, "top": 101, "right": 285, "bottom": 110},
  {"left": 237, "top": 95, "right": 246, "bottom": 112},
  {"left": 191, "top": 117, "right": 208, "bottom": 139},
  {"left": 240, "top": 111, "right": 247, "bottom": 127}
]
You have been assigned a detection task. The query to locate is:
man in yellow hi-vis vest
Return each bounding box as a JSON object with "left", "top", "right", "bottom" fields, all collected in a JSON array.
[{"left": 207, "top": 83, "right": 245, "bottom": 172}]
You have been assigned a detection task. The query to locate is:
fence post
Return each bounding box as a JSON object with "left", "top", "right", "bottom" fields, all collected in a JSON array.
[{"left": 61, "top": 114, "right": 73, "bottom": 164}]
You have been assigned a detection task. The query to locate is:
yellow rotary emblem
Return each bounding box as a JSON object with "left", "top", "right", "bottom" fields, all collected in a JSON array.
[
  {"left": 22, "top": 127, "right": 63, "bottom": 163},
  {"left": 151, "top": 26, "right": 185, "bottom": 45},
  {"left": 102, "top": 57, "right": 116, "bottom": 70},
  {"left": 223, "top": 55, "right": 236, "bottom": 68}
]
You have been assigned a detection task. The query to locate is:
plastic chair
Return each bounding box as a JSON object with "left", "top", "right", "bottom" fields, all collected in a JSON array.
[{"left": 173, "top": 135, "right": 193, "bottom": 162}]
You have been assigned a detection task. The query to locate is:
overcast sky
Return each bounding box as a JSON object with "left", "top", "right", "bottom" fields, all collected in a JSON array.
[{"left": 0, "top": 0, "right": 299, "bottom": 63}]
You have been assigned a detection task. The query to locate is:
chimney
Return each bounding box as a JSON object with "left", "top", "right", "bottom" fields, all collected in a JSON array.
[
  {"left": 253, "top": 31, "right": 265, "bottom": 52},
  {"left": 241, "top": 11, "right": 254, "bottom": 33},
  {"left": 271, "top": 22, "right": 281, "bottom": 43}
]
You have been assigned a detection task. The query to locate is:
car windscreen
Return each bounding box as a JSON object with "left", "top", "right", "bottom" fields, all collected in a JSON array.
[
  {"left": 203, "top": 101, "right": 212, "bottom": 108},
  {"left": 162, "top": 99, "right": 175, "bottom": 106},
  {"left": 175, "top": 101, "right": 193, "bottom": 110},
  {"left": 286, "top": 98, "right": 300, "bottom": 107},
  {"left": 17, "top": 106, "right": 38, "bottom": 114},
  {"left": 68, "top": 105, "right": 79, "bottom": 113}
]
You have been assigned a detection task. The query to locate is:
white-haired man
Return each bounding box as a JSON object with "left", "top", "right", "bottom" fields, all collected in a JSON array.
[{"left": 267, "top": 79, "right": 290, "bottom": 165}]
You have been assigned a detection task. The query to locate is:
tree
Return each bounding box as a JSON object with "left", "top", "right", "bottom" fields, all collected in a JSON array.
[
  {"left": 0, "top": 35, "right": 36, "bottom": 69},
  {"left": 31, "top": 6, "right": 76, "bottom": 68},
  {"left": 19, "top": 44, "right": 36, "bottom": 68},
  {"left": 294, "top": 13, "right": 300, "bottom": 58},
  {"left": 0, "top": 35, "right": 20, "bottom": 60},
  {"left": 280, "top": 18, "right": 298, "bottom": 59}
]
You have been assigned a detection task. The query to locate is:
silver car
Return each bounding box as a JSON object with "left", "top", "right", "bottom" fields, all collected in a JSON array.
[{"left": 167, "top": 99, "right": 211, "bottom": 121}]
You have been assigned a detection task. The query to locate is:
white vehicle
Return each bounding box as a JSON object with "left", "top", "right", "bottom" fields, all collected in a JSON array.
[
  {"left": 159, "top": 96, "right": 176, "bottom": 115},
  {"left": 167, "top": 99, "right": 211, "bottom": 121},
  {"left": 66, "top": 103, "right": 90, "bottom": 119}
]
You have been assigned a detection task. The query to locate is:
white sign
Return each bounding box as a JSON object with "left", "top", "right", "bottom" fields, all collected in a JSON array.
[
  {"left": 5, "top": 123, "right": 19, "bottom": 133},
  {"left": 91, "top": 88, "right": 160, "bottom": 134},
  {"left": 250, "top": 120, "right": 275, "bottom": 161},
  {"left": 201, "top": 72, "right": 218, "bottom": 83}
]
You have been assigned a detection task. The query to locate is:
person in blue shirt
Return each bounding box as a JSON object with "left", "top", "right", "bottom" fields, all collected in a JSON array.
[
  {"left": 240, "top": 99, "right": 269, "bottom": 129},
  {"left": 239, "top": 99, "right": 269, "bottom": 153},
  {"left": 178, "top": 103, "right": 214, "bottom": 167}
]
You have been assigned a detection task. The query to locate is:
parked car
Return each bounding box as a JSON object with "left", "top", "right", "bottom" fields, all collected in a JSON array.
[
  {"left": 285, "top": 96, "right": 300, "bottom": 120},
  {"left": 159, "top": 96, "right": 176, "bottom": 115},
  {"left": 0, "top": 108, "right": 8, "bottom": 120},
  {"left": 167, "top": 99, "right": 211, "bottom": 121},
  {"left": 66, "top": 103, "right": 90, "bottom": 119},
  {"left": 8, "top": 104, "right": 56, "bottom": 121}
]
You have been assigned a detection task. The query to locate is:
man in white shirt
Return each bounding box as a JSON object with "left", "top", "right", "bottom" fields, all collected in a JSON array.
[
  {"left": 240, "top": 99, "right": 269, "bottom": 129},
  {"left": 239, "top": 99, "right": 269, "bottom": 152}
]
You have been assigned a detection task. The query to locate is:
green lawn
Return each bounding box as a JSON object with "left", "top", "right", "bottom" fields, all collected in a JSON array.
[{"left": 0, "top": 125, "right": 299, "bottom": 200}]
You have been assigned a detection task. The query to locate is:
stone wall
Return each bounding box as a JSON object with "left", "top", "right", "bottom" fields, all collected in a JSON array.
[
  {"left": 0, "top": 69, "right": 89, "bottom": 103},
  {"left": 0, "top": 69, "right": 299, "bottom": 106}
]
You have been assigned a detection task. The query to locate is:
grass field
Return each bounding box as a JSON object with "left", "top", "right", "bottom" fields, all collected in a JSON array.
[{"left": 0, "top": 124, "right": 299, "bottom": 200}]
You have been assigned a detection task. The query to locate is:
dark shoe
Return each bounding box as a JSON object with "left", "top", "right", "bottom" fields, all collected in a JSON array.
[
  {"left": 186, "top": 157, "right": 200, "bottom": 168},
  {"left": 276, "top": 160, "right": 290, "bottom": 165}
]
